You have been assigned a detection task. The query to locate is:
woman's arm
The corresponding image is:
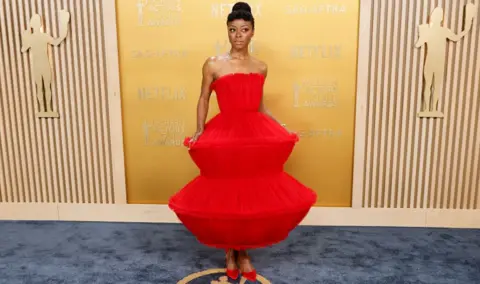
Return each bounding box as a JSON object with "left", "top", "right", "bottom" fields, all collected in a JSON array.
[{"left": 190, "top": 57, "right": 216, "bottom": 142}]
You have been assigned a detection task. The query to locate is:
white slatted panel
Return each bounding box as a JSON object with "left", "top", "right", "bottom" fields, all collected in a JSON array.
[
  {"left": 354, "top": 0, "right": 480, "bottom": 209},
  {"left": 0, "top": 0, "right": 124, "bottom": 204}
]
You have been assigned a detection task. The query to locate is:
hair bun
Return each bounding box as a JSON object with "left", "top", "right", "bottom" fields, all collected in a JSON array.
[{"left": 232, "top": 2, "right": 252, "bottom": 13}]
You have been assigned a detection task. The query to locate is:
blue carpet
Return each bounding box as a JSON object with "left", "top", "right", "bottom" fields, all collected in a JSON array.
[{"left": 0, "top": 221, "right": 479, "bottom": 283}]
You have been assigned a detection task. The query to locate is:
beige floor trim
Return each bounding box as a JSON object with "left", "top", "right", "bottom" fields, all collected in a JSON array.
[{"left": 0, "top": 203, "right": 479, "bottom": 228}]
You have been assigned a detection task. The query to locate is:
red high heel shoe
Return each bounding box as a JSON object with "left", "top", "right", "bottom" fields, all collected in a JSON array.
[
  {"left": 225, "top": 249, "right": 239, "bottom": 280},
  {"left": 238, "top": 251, "right": 257, "bottom": 282},
  {"left": 241, "top": 269, "right": 257, "bottom": 282},
  {"left": 226, "top": 268, "right": 240, "bottom": 280}
]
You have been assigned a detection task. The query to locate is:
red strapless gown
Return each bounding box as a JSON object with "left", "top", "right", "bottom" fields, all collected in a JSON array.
[{"left": 168, "top": 73, "right": 317, "bottom": 250}]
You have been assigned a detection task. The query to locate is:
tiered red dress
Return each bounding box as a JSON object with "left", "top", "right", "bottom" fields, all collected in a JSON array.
[{"left": 168, "top": 72, "right": 317, "bottom": 250}]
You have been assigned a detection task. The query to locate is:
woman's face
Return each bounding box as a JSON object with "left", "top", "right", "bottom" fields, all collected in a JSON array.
[{"left": 227, "top": 19, "right": 254, "bottom": 50}]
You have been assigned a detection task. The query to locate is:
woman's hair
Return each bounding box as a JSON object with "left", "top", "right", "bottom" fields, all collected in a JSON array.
[{"left": 227, "top": 2, "right": 255, "bottom": 29}]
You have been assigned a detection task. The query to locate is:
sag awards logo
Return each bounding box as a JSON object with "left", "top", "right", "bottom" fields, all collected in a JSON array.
[
  {"left": 211, "top": 2, "right": 262, "bottom": 18},
  {"left": 177, "top": 268, "right": 271, "bottom": 284},
  {"left": 293, "top": 80, "right": 338, "bottom": 108},
  {"left": 285, "top": 3, "right": 347, "bottom": 15},
  {"left": 136, "top": 0, "right": 182, "bottom": 26},
  {"left": 291, "top": 45, "right": 341, "bottom": 59},
  {"left": 143, "top": 119, "right": 185, "bottom": 147},
  {"left": 138, "top": 86, "right": 187, "bottom": 101},
  {"left": 297, "top": 128, "right": 343, "bottom": 139}
]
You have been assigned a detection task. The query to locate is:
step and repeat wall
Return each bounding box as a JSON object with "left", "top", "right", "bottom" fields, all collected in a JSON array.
[
  {"left": 0, "top": 0, "right": 479, "bottom": 221},
  {"left": 117, "top": 0, "right": 359, "bottom": 206}
]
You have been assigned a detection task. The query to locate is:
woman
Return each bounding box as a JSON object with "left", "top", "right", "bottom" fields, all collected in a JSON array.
[{"left": 168, "top": 2, "right": 317, "bottom": 282}]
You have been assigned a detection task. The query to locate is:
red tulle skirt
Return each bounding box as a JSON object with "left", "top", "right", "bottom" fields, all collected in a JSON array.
[{"left": 168, "top": 112, "right": 317, "bottom": 250}]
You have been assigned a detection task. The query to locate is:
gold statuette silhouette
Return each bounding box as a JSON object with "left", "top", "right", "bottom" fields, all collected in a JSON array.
[
  {"left": 415, "top": 3, "right": 476, "bottom": 118},
  {"left": 21, "top": 10, "right": 70, "bottom": 118}
]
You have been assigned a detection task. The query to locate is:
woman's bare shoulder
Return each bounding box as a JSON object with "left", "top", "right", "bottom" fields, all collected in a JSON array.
[{"left": 203, "top": 55, "right": 225, "bottom": 75}]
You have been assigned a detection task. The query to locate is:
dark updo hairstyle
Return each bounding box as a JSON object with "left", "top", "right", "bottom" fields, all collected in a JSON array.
[{"left": 227, "top": 2, "right": 255, "bottom": 30}]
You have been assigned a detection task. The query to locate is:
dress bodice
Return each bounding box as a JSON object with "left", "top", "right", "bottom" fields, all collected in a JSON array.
[{"left": 211, "top": 73, "right": 265, "bottom": 113}]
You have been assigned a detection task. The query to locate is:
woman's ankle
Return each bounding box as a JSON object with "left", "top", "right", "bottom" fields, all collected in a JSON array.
[{"left": 238, "top": 250, "right": 254, "bottom": 271}]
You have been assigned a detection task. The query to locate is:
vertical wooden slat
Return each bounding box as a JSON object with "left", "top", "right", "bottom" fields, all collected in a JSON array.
[
  {"left": 98, "top": 0, "right": 112, "bottom": 204},
  {"left": 50, "top": 0, "right": 65, "bottom": 203},
  {"left": 353, "top": 0, "right": 480, "bottom": 209},
  {"left": 24, "top": 0, "right": 42, "bottom": 203},
  {"left": 62, "top": 0, "right": 77, "bottom": 203},
  {"left": 0, "top": 2, "right": 9, "bottom": 203},
  {"left": 417, "top": 0, "right": 436, "bottom": 209},
  {"left": 47, "top": 0, "right": 61, "bottom": 203},
  {"left": 392, "top": 0, "right": 408, "bottom": 208},
  {"left": 19, "top": 0, "right": 35, "bottom": 203},
  {"left": 4, "top": 0, "right": 20, "bottom": 202},
  {"left": 416, "top": 1, "right": 430, "bottom": 209},
  {"left": 429, "top": 0, "right": 444, "bottom": 209},
  {"left": 9, "top": 0, "right": 28, "bottom": 203},
  {"left": 452, "top": 0, "right": 468, "bottom": 209},
  {"left": 31, "top": 0, "right": 46, "bottom": 203},
  {"left": 445, "top": 0, "right": 462, "bottom": 209},
  {"left": 425, "top": 0, "right": 436, "bottom": 209},
  {"left": 75, "top": 0, "right": 87, "bottom": 203},
  {"left": 406, "top": 0, "right": 423, "bottom": 209},
  {"left": 371, "top": 0, "right": 386, "bottom": 208},
  {"left": 0, "top": 0, "right": 122, "bottom": 204},
  {"left": 74, "top": 0, "right": 88, "bottom": 203},
  {"left": 1, "top": 0, "right": 18, "bottom": 203},
  {"left": 81, "top": 0, "right": 95, "bottom": 203},
  {"left": 87, "top": 0, "right": 101, "bottom": 204},
  {"left": 377, "top": 0, "right": 393, "bottom": 208},
  {"left": 42, "top": 0, "right": 57, "bottom": 203},
  {"left": 456, "top": 0, "right": 472, "bottom": 209},
  {"left": 385, "top": 0, "right": 401, "bottom": 208},
  {"left": 59, "top": 0, "right": 71, "bottom": 203},
  {"left": 398, "top": 0, "right": 416, "bottom": 208},
  {"left": 462, "top": 4, "right": 480, "bottom": 209},
  {"left": 438, "top": 0, "right": 455, "bottom": 208},
  {"left": 92, "top": 0, "right": 106, "bottom": 204}
]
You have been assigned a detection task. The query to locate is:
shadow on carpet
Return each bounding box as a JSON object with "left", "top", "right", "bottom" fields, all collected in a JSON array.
[{"left": 0, "top": 221, "right": 479, "bottom": 283}]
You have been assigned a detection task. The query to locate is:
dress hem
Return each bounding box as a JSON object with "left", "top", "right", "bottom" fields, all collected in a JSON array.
[
  {"left": 183, "top": 134, "right": 300, "bottom": 149},
  {"left": 168, "top": 197, "right": 317, "bottom": 220}
]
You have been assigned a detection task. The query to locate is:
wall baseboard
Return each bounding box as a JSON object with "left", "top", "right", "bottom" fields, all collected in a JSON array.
[{"left": 0, "top": 203, "right": 479, "bottom": 228}]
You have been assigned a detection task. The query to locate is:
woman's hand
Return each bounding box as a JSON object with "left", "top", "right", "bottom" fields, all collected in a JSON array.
[
  {"left": 188, "top": 129, "right": 203, "bottom": 148},
  {"left": 281, "top": 123, "right": 295, "bottom": 134}
]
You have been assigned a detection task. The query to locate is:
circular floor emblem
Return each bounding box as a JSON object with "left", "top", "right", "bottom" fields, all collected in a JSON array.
[{"left": 177, "top": 268, "right": 271, "bottom": 284}]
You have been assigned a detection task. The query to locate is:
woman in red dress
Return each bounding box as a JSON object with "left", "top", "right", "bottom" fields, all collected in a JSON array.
[{"left": 168, "top": 2, "right": 317, "bottom": 282}]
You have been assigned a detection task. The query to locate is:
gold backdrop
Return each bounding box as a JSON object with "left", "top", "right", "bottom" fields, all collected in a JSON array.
[{"left": 116, "top": 0, "right": 360, "bottom": 206}]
